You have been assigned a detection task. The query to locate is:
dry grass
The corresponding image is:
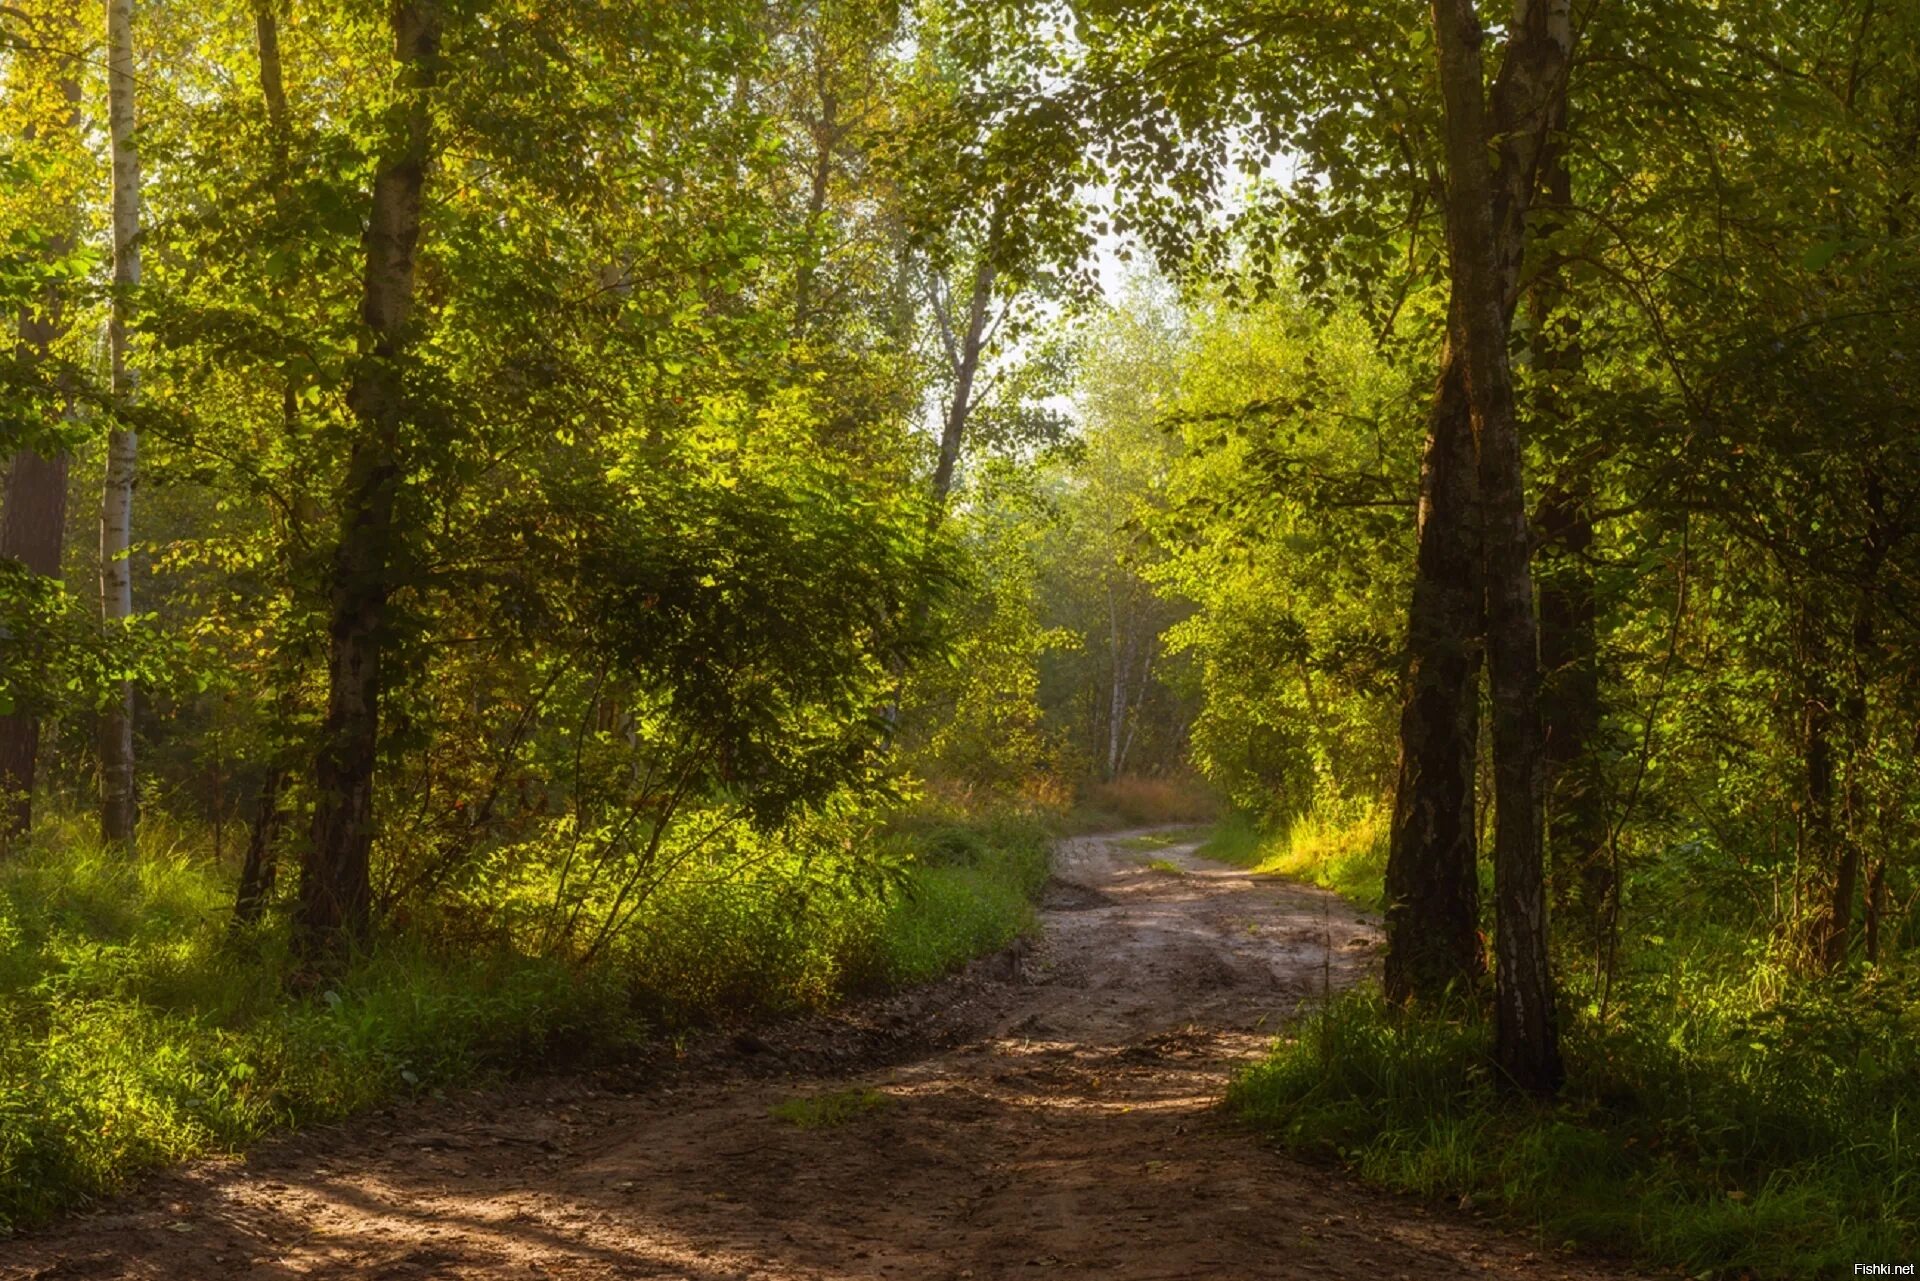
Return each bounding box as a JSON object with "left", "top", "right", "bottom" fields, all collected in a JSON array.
[{"left": 1071, "top": 775, "right": 1222, "bottom": 831}]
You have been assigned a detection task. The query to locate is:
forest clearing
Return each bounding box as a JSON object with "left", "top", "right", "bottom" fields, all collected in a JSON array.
[{"left": 3, "top": 0, "right": 1918, "bottom": 1276}]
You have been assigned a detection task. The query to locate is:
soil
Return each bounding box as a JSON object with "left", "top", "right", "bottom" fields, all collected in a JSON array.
[{"left": 0, "top": 829, "right": 1637, "bottom": 1281}]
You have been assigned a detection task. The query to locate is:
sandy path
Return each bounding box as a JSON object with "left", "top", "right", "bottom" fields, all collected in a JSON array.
[{"left": 0, "top": 830, "right": 1633, "bottom": 1280}]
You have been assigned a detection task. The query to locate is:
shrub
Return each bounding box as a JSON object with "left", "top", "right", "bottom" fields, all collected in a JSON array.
[
  {"left": 0, "top": 806, "right": 1053, "bottom": 1232},
  {"left": 1231, "top": 981, "right": 1920, "bottom": 1279}
]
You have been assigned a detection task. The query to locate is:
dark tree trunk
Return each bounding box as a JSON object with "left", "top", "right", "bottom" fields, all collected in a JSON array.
[
  {"left": 227, "top": 0, "right": 308, "bottom": 935},
  {"left": 1432, "top": 0, "right": 1566, "bottom": 1094},
  {"left": 930, "top": 254, "right": 994, "bottom": 514},
  {"left": 1823, "top": 474, "right": 1888, "bottom": 970},
  {"left": 231, "top": 767, "right": 288, "bottom": 930},
  {"left": 1385, "top": 0, "right": 1571, "bottom": 1008},
  {"left": 1, "top": 62, "right": 82, "bottom": 851},
  {"left": 1384, "top": 345, "right": 1484, "bottom": 1003},
  {"left": 296, "top": 0, "right": 440, "bottom": 963},
  {"left": 1537, "top": 479, "right": 1603, "bottom": 931},
  {"left": 1863, "top": 855, "right": 1886, "bottom": 965},
  {"left": 1799, "top": 613, "right": 1836, "bottom": 963},
  {"left": 0, "top": 450, "right": 70, "bottom": 844},
  {"left": 1529, "top": 124, "right": 1607, "bottom": 948}
]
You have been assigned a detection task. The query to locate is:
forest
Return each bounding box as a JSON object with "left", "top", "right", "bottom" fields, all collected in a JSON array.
[{"left": 0, "top": 0, "right": 1915, "bottom": 1277}]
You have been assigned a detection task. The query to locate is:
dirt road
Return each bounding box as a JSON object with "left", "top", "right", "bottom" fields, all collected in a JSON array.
[{"left": 1, "top": 830, "right": 1631, "bottom": 1280}]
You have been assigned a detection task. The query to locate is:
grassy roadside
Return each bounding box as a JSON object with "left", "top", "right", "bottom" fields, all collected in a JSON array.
[
  {"left": 1196, "top": 807, "right": 1387, "bottom": 908},
  {"left": 0, "top": 809, "right": 1053, "bottom": 1232},
  {"left": 1201, "top": 809, "right": 1920, "bottom": 1279}
]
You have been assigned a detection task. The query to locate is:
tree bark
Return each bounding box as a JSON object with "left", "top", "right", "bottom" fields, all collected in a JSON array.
[
  {"left": 1823, "top": 474, "right": 1887, "bottom": 970},
  {"left": 1383, "top": 344, "right": 1484, "bottom": 1003},
  {"left": 929, "top": 254, "right": 994, "bottom": 513},
  {"left": 296, "top": 0, "right": 440, "bottom": 963},
  {"left": 0, "top": 42, "right": 82, "bottom": 852},
  {"left": 231, "top": 767, "right": 288, "bottom": 929},
  {"left": 227, "top": 0, "right": 302, "bottom": 931},
  {"left": 1798, "top": 604, "right": 1836, "bottom": 965},
  {"left": 99, "top": 0, "right": 143, "bottom": 849},
  {"left": 1106, "top": 581, "right": 1129, "bottom": 780},
  {"left": 1432, "top": 0, "right": 1565, "bottom": 1093},
  {"left": 1384, "top": 0, "right": 1572, "bottom": 1006},
  {"left": 0, "top": 451, "right": 70, "bottom": 844},
  {"left": 1529, "top": 121, "right": 1607, "bottom": 949},
  {"left": 793, "top": 67, "right": 840, "bottom": 330}
]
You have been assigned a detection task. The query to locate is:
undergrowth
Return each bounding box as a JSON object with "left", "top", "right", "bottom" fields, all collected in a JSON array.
[
  {"left": 1067, "top": 774, "right": 1221, "bottom": 832},
  {"left": 0, "top": 807, "right": 1052, "bottom": 1232},
  {"left": 1231, "top": 960, "right": 1919, "bottom": 1277},
  {"left": 1198, "top": 806, "right": 1387, "bottom": 908}
]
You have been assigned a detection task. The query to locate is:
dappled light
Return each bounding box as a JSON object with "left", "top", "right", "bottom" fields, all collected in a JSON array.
[{"left": 2, "top": 0, "right": 1915, "bottom": 1275}]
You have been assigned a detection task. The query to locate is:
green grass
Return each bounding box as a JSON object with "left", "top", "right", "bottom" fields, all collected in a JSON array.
[
  {"left": 1231, "top": 982, "right": 1920, "bottom": 1279},
  {"left": 1144, "top": 857, "right": 1187, "bottom": 876},
  {"left": 875, "top": 816, "right": 1050, "bottom": 986},
  {"left": 0, "top": 808, "right": 1053, "bottom": 1233},
  {"left": 1197, "top": 807, "right": 1386, "bottom": 907},
  {"left": 769, "top": 1086, "right": 891, "bottom": 1129}
]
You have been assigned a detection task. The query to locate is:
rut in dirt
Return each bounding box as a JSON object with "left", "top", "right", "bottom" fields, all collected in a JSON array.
[{"left": 0, "top": 831, "right": 1637, "bottom": 1281}]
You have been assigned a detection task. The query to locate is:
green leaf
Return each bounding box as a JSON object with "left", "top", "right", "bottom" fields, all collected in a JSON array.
[{"left": 1801, "top": 239, "right": 1846, "bottom": 271}]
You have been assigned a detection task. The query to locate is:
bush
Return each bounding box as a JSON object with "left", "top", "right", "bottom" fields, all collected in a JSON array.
[
  {"left": 0, "top": 806, "right": 1054, "bottom": 1232},
  {"left": 1231, "top": 981, "right": 1920, "bottom": 1279}
]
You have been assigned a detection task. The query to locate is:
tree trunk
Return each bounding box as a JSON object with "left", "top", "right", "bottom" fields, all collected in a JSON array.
[
  {"left": 226, "top": 0, "right": 305, "bottom": 933},
  {"left": 929, "top": 255, "right": 994, "bottom": 513},
  {"left": 0, "top": 452, "right": 70, "bottom": 844},
  {"left": 1798, "top": 605, "right": 1836, "bottom": 966},
  {"left": 1384, "top": 0, "right": 1571, "bottom": 1006},
  {"left": 231, "top": 767, "right": 288, "bottom": 930},
  {"left": 0, "top": 49, "right": 82, "bottom": 852},
  {"left": 1863, "top": 855, "right": 1886, "bottom": 965},
  {"left": 1383, "top": 344, "right": 1484, "bottom": 1003},
  {"left": 99, "top": 0, "right": 143, "bottom": 849},
  {"left": 296, "top": 0, "right": 440, "bottom": 963},
  {"left": 1537, "top": 477, "right": 1603, "bottom": 930},
  {"left": 1432, "top": 0, "right": 1565, "bottom": 1094},
  {"left": 1529, "top": 122, "right": 1607, "bottom": 948},
  {"left": 1106, "top": 581, "right": 1128, "bottom": 780},
  {"left": 793, "top": 72, "right": 839, "bottom": 329},
  {"left": 1823, "top": 474, "right": 1887, "bottom": 970}
]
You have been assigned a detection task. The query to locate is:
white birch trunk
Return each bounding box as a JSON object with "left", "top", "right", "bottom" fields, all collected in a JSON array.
[{"left": 99, "top": 0, "right": 142, "bottom": 847}]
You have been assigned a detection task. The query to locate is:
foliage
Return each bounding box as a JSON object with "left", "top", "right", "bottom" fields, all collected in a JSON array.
[
  {"left": 0, "top": 807, "right": 1051, "bottom": 1231},
  {"left": 1198, "top": 806, "right": 1387, "bottom": 910},
  {"left": 1232, "top": 977, "right": 1920, "bottom": 1279}
]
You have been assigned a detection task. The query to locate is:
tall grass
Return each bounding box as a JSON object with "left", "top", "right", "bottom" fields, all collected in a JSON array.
[
  {"left": 1068, "top": 774, "right": 1222, "bottom": 831},
  {"left": 0, "top": 808, "right": 1053, "bottom": 1232},
  {"left": 873, "top": 817, "right": 1050, "bottom": 984},
  {"left": 1208, "top": 799, "right": 1919, "bottom": 1276},
  {"left": 1197, "top": 805, "right": 1387, "bottom": 907},
  {"left": 1231, "top": 969, "right": 1919, "bottom": 1277}
]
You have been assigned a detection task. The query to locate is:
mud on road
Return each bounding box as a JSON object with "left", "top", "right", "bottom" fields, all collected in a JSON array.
[{"left": 1, "top": 830, "right": 1634, "bottom": 1281}]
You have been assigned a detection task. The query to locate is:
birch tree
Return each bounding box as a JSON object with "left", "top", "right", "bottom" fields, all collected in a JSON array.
[{"left": 99, "top": 0, "right": 142, "bottom": 846}]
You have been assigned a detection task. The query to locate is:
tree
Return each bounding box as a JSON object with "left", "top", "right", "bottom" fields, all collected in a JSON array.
[
  {"left": 1428, "top": 0, "right": 1567, "bottom": 1092},
  {"left": 99, "top": 0, "right": 143, "bottom": 847},
  {"left": 294, "top": 0, "right": 441, "bottom": 961},
  {"left": 0, "top": 0, "right": 83, "bottom": 846}
]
